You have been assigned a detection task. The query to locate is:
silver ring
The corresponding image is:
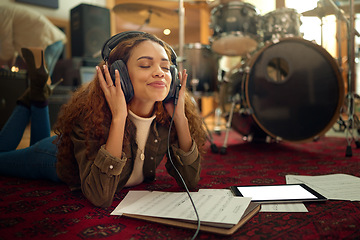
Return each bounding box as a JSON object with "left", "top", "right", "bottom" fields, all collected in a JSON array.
[{"left": 107, "top": 84, "right": 114, "bottom": 88}]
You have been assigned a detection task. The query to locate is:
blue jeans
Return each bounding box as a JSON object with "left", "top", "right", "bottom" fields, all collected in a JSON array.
[
  {"left": 45, "top": 40, "right": 64, "bottom": 77},
  {"left": 0, "top": 105, "right": 60, "bottom": 182}
]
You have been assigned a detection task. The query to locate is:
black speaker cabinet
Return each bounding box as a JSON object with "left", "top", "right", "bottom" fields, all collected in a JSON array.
[
  {"left": 70, "top": 4, "right": 110, "bottom": 58},
  {"left": 0, "top": 70, "right": 28, "bottom": 130}
]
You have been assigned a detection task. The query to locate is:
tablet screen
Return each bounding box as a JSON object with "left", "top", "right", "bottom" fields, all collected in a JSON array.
[{"left": 230, "top": 184, "right": 327, "bottom": 203}]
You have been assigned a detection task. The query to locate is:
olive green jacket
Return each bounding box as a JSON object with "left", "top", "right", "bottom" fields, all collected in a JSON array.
[{"left": 57, "top": 119, "right": 201, "bottom": 208}]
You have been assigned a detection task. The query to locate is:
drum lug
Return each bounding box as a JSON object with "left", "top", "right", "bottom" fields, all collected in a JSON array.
[
  {"left": 243, "top": 134, "right": 253, "bottom": 142},
  {"left": 240, "top": 108, "right": 253, "bottom": 115},
  {"left": 265, "top": 136, "right": 282, "bottom": 143},
  {"left": 232, "top": 93, "right": 241, "bottom": 104}
]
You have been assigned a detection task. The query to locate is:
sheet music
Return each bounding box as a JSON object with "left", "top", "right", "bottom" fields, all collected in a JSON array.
[
  {"left": 197, "top": 189, "right": 308, "bottom": 212},
  {"left": 286, "top": 174, "right": 360, "bottom": 201},
  {"left": 198, "top": 188, "right": 234, "bottom": 197},
  {"left": 112, "top": 191, "right": 251, "bottom": 225},
  {"left": 260, "top": 203, "right": 308, "bottom": 212},
  {"left": 111, "top": 190, "right": 150, "bottom": 216}
]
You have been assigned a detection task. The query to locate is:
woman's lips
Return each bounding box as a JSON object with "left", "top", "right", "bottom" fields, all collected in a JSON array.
[{"left": 148, "top": 81, "right": 166, "bottom": 88}]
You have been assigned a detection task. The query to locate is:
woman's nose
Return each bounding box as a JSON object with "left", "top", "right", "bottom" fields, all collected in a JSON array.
[{"left": 153, "top": 66, "right": 165, "bottom": 77}]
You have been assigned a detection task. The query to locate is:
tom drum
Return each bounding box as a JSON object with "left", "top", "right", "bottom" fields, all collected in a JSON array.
[{"left": 210, "top": 1, "right": 261, "bottom": 56}]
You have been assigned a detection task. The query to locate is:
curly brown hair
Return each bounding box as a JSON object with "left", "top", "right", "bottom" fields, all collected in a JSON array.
[{"left": 53, "top": 32, "right": 207, "bottom": 178}]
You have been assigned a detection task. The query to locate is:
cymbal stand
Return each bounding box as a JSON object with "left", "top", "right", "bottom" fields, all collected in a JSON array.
[
  {"left": 177, "top": 0, "right": 185, "bottom": 73},
  {"left": 326, "top": 0, "right": 360, "bottom": 156},
  {"left": 317, "top": 1, "right": 325, "bottom": 46}
]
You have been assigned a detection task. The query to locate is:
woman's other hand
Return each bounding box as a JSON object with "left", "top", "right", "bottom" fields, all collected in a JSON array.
[{"left": 97, "top": 65, "right": 127, "bottom": 120}]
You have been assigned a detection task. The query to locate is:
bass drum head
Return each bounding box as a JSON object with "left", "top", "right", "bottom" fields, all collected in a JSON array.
[{"left": 245, "top": 38, "right": 344, "bottom": 142}]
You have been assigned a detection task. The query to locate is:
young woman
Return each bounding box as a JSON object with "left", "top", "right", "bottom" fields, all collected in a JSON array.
[{"left": 0, "top": 31, "right": 207, "bottom": 208}]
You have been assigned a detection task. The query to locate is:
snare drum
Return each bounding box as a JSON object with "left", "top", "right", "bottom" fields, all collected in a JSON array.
[
  {"left": 210, "top": 1, "right": 261, "bottom": 56},
  {"left": 227, "top": 38, "right": 344, "bottom": 142},
  {"left": 261, "top": 8, "right": 302, "bottom": 42}
]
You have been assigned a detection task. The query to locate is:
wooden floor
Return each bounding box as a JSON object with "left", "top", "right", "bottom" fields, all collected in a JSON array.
[
  {"left": 16, "top": 126, "right": 55, "bottom": 150},
  {"left": 16, "top": 126, "right": 31, "bottom": 149}
]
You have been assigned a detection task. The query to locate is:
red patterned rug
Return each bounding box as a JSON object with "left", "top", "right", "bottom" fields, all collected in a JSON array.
[{"left": 0, "top": 130, "right": 360, "bottom": 240}]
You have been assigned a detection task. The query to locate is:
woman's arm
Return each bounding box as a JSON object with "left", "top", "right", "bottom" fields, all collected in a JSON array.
[
  {"left": 74, "top": 66, "right": 130, "bottom": 208},
  {"left": 71, "top": 124, "right": 131, "bottom": 208},
  {"left": 166, "top": 140, "right": 201, "bottom": 189}
]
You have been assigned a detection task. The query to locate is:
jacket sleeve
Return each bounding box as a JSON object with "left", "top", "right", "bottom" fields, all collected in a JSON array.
[
  {"left": 71, "top": 124, "right": 130, "bottom": 208},
  {"left": 165, "top": 139, "right": 201, "bottom": 190}
]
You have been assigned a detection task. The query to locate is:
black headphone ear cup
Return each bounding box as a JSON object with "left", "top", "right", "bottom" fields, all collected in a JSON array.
[
  {"left": 163, "top": 65, "right": 180, "bottom": 103},
  {"left": 110, "top": 60, "right": 134, "bottom": 103}
]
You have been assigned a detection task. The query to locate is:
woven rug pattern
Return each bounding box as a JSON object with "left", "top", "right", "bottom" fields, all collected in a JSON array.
[{"left": 0, "top": 131, "right": 359, "bottom": 240}]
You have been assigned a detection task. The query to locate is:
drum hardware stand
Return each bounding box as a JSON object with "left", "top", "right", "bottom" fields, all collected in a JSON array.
[
  {"left": 344, "top": 93, "right": 360, "bottom": 156},
  {"left": 189, "top": 74, "right": 221, "bottom": 153},
  {"left": 219, "top": 93, "right": 241, "bottom": 155},
  {"left": 175, "top": 0, "right": 217, "bottom": 154},
  {"left": 213, "top": 107, "right": 223, "bottom": 135},
  {"left": 190, "top": 95, "right": 219, "bottom": 153},
  {"left": 324, "top": 0, "right": 360, "bottom": 156},
  {"left": 316, "top": 0, "right": 327, "bottom": 46},
  {"left": 203, "top": 118, "right": 219, "bottom": 154}
]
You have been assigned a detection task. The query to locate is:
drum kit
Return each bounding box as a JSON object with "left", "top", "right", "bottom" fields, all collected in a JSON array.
[
  {"left": 198, "top": 1, "right": 347, "bottom": 154},
  {"left": 113, "top": 0, "right": 360, "bottom": 156}
]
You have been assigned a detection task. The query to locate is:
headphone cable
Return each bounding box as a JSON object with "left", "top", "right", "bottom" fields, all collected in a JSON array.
[{"left": 167, "top": 99, "right": 200, "bottom": 240}]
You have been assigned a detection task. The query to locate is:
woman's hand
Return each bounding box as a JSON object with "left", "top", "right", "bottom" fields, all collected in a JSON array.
[
  {"left": 164, "top": 69, "right": 188, "bottom": 120},
  {"left": 97, "top": 65, "right": 127, "bottom": 120},
  {"left": 97, "top": 65, "right": 127, "bottom": 156},
  {"left": 165, "top": 69, "right": 192, "bottom": 152}
]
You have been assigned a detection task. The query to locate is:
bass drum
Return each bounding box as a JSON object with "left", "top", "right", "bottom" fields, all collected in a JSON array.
[
  {"left": 174, "top": 43, "right": 219, "bottom": 93},
  {"left": 231, "top": 38, "right": 344, "bottom": 142}
]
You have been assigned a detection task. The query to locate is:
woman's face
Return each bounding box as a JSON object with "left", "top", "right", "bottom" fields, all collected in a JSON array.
[{"left": 126, "top": 40, "right": 172, "bottom": 104}]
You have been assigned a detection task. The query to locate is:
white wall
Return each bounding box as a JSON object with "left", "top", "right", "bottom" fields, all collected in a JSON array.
[{"left": 1, "top": 0, "right": 107, "bottom": 20}]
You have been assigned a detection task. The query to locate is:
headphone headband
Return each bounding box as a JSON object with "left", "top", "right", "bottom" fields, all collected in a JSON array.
[{"left": 101, "top": 31, "right": 177, "bottom": 66}]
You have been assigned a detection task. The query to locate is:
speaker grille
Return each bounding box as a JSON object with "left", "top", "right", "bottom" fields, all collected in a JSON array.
[{"left": 70, "top": 4, "right": 110, "bottom": 58}]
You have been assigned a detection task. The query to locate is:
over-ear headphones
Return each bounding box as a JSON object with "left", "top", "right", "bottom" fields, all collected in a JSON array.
[{"left": 101, "top": 31, "right": 180, "bottom": 104}]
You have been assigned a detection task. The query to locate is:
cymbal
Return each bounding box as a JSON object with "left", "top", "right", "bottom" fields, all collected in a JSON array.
[
  {"left": 302, "top": 3, "right": 360, "bottom": 17},
  {"left": 113, "top": 3, "right": 179, "bottom": 28},
  {"left": 302, "top": 6, "right": 335, "bottom": 17}
]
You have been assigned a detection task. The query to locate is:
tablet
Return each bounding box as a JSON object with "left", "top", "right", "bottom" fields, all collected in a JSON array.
[{"left": 230, "top": 184, "right": 327, "bottom": 203}]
